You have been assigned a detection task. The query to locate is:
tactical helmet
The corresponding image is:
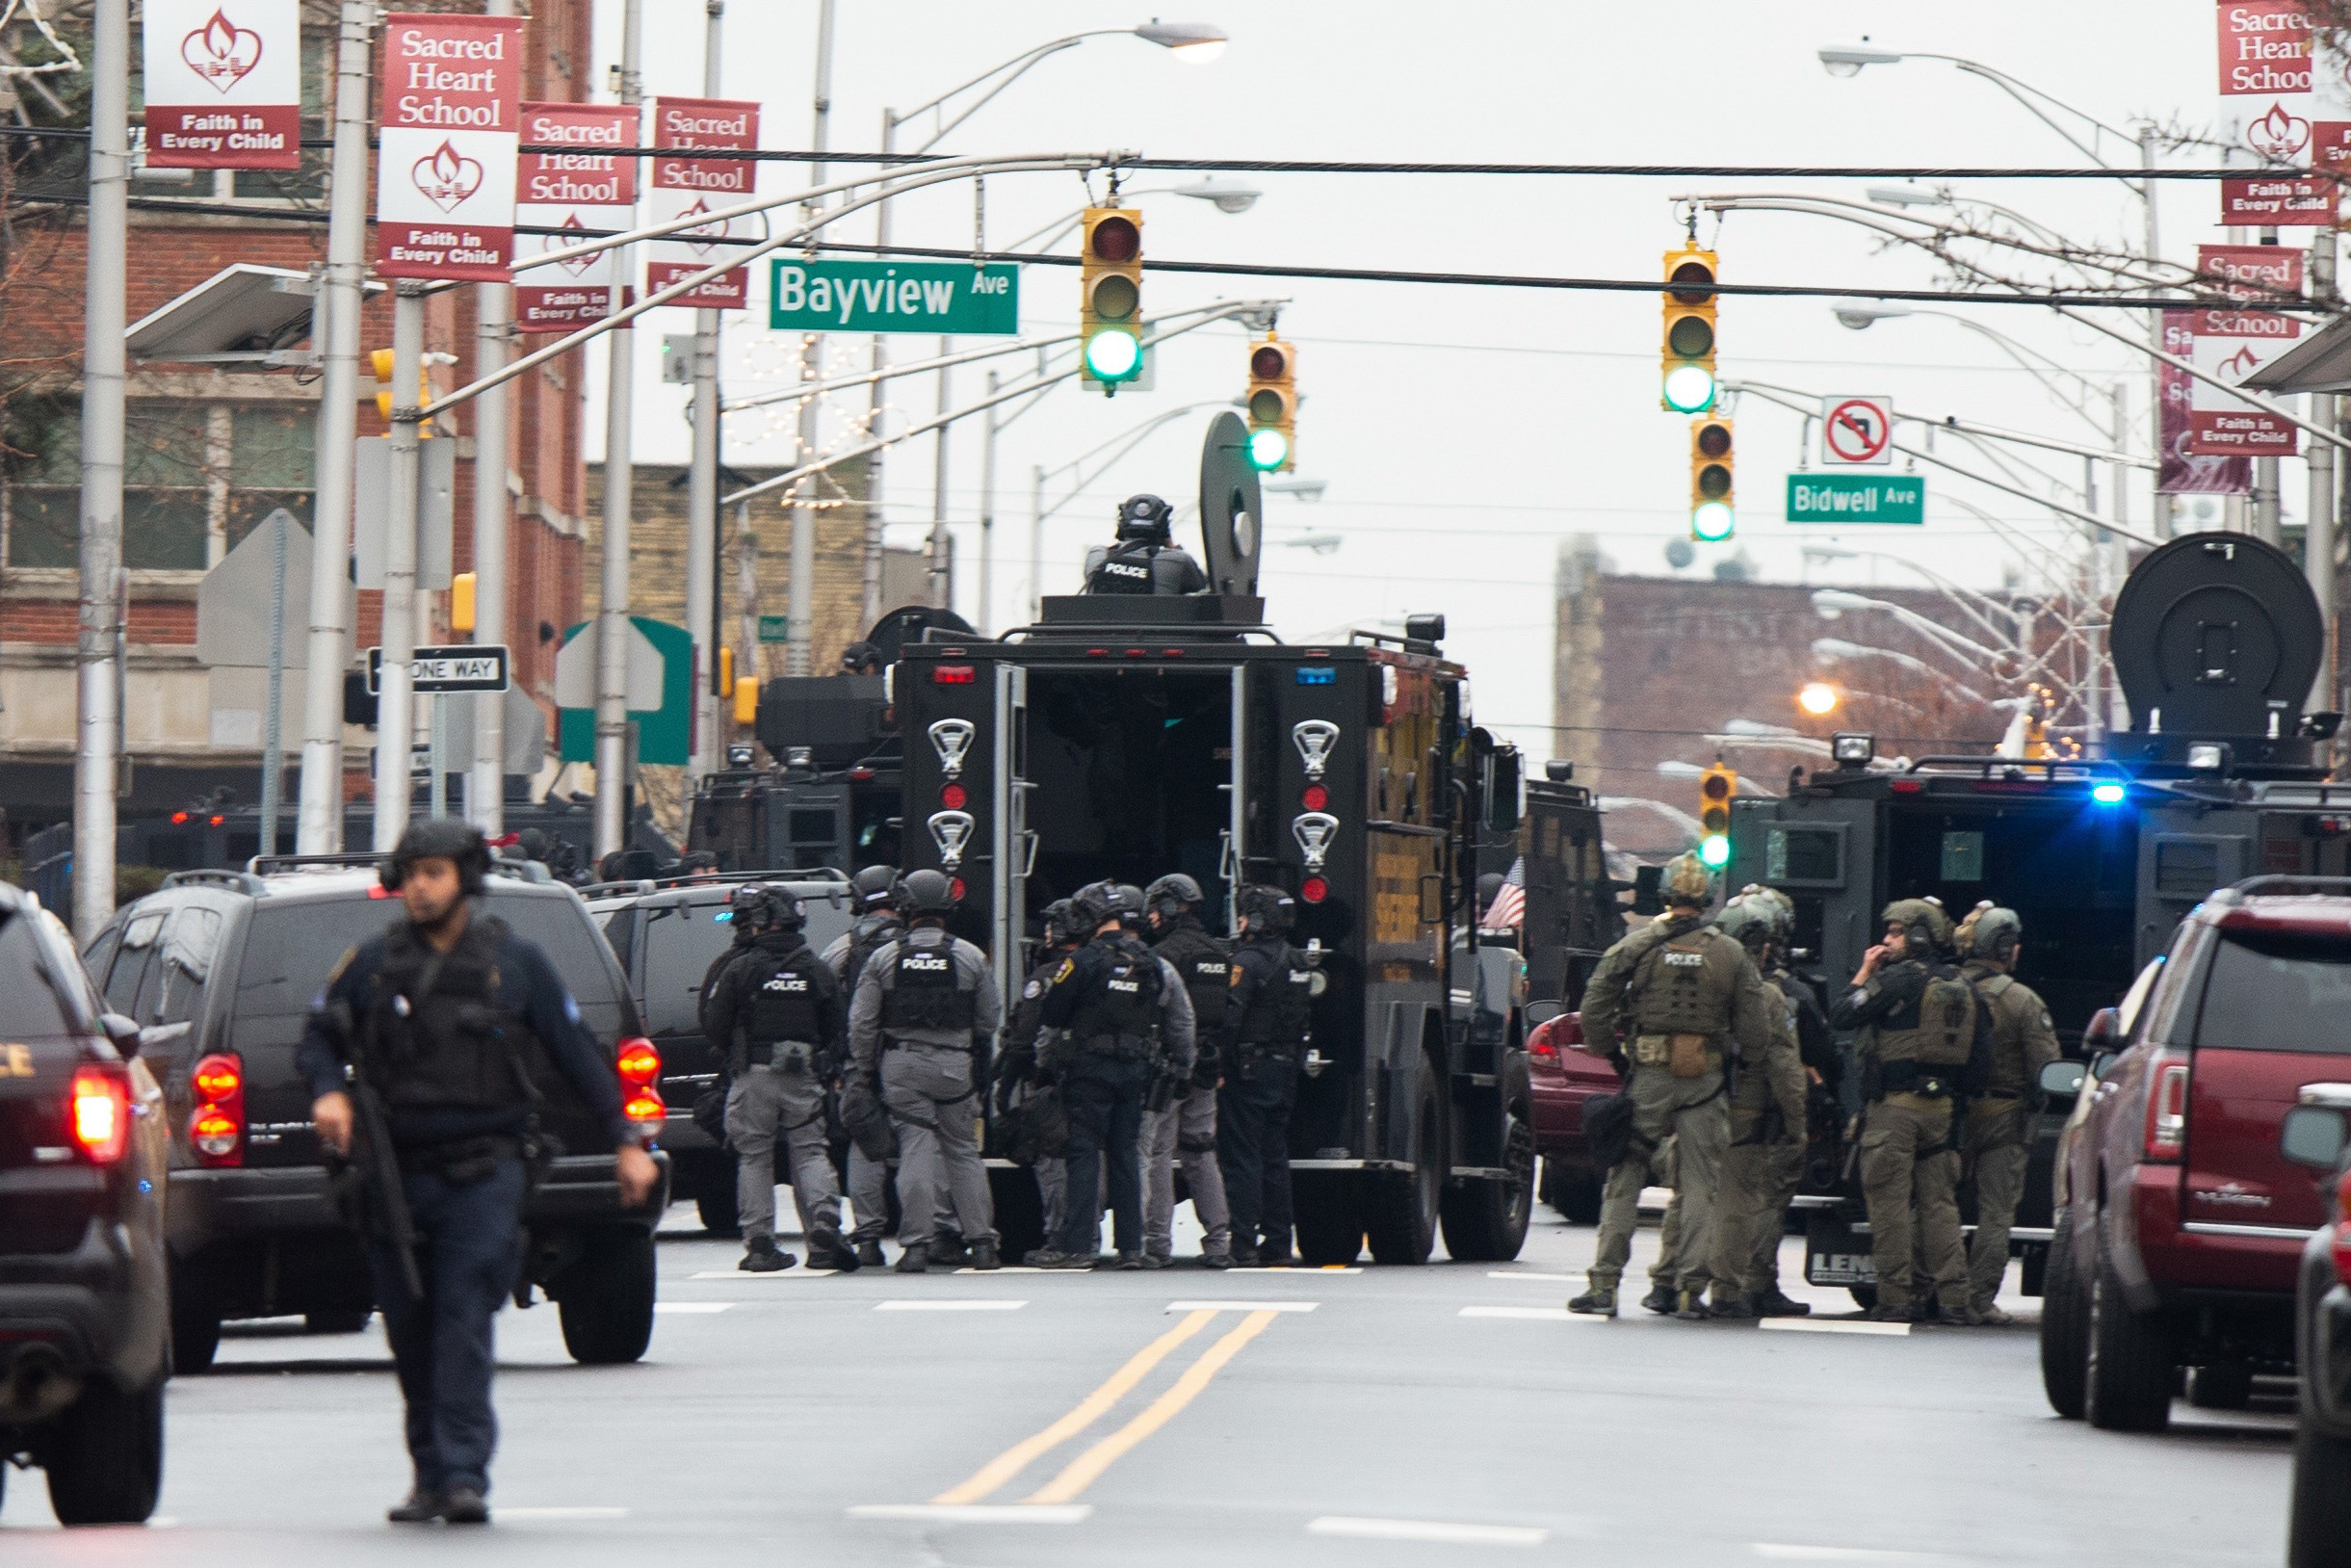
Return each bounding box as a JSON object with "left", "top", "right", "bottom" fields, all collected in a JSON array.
[
  {"left": 1956, "top": 902, "right": 2022, "bottom": 963},
  {"left": 1112, "top": 884, "right": 1148, "bottom": 928},
  {"left": 1043, "top": 899, "right": 1084, "bottom": 947},
  {"left": 899, "top": 868, "right": 956, "bottom": 917},
  {"left": 1661, "top": 851, "right": 1713, "bottom": 908},
  {"left": 382, "top": 818, "right": 492, "bottom": 896},
  {"left": 1144, "top": 873, "right": 1204, "bottom": 921},
  {"left": 1070, "top": 879, "right": 1123, "bottom": 933},
  {"left": 1235, "top": 883, "right": 1296, "bottom": 934},
  {"left": 1115, "top": 492, "right": 1174, "bottom": 540},
  {"left": 1712, "top": 894, "right": 1779, "bottom": 955},
  {"left": 769, "top": 890, "right": 808, "bottom": 930},
  {"left": 851, "top": 864, "right": 900, "bottom": 913},
  {"left": 1881, "top": 897, "right": 1953, "bottom": 954},
  {"left": 728, "top": 882, "right": 778, "bottom": 929}
]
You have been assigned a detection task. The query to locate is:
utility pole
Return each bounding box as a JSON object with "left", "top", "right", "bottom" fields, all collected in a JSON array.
[
  {"left": 594, "top": 0, "right": 644, "bottom": 861},
  {"left": 863, "top": 104, "right": 897, "bottom": 629},
  {"left": 297, "top": 0, "right": 378, "bottom": 854},
  {"left": 469, "top": 0, "right": 517, "bottom": 836},
  {"left": 929, "top": 349, "right": 952, "bottom": 607},
  {"left": 2141, "top": 124, "right": 2174, "bottom": 542},
  {"left": 372, "top": 284, "right": 426, "bottom": 849},
  {"left": 1030, "top": 461, "right": 1046, "bottom": 623},
  {"left": 2312, "top": 227, "right": 2338, "bottom": 719},
  {"left": 789, "top": 0, "right": 835, "bottom": 681},
  {"left": 72, "top": 0, "right": 127, "bottom": 941},
  {"left": 979, "top": 367, "right": 999, "bottom": 634},
  {"left": 684, "top": 0, "right": 723, "bottom": 774},
  {"left": 2254, "top": 224, "right": 2285, "bottom": 546}
]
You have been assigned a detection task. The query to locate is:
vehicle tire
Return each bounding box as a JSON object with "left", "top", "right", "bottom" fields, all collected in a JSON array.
[
  {"left": 1439, "top": 1096, "right": 1533, "bottom": 1262},
  {"left": 1364, "top": 1071, "right": 1443, "bottom": 1266},
  {"left": 1849, "top": 1285, "right": 1878, "bottom": 1312},
  {"left": 44, "top": 1376, "right": 164, "bottom": 1526},
  {"left": 2085, "top": 1218, "right": 2174, "bottom": 1432},
  {"left": 988, "top": 1165, "right": 1047, "bottom": 1265},
  {"left": 1293, "top": 1172, "right": 1364, "bottom": 1265},
  {"left": 170, "top": 1283, "right": 221, "bottom": 1376},
  {"left": 1554, "top": 1165, "right": 1603, "bottom": 1225},
  {"left": 303, "top": 1308, "right": 373, "bottom": 1335},
  {"left": 2289, "top": 1420, "right": 2351, "bottom": 1568},
  {"left": 557, "top": 1227, "right": 656, "bottom": 1365},
  {"left": 2039, "top": 1212, "right": 2090, "bottom": 1420},
  {"left": 695, "top": 1187, "right": 742, "bottom": 1238},
  {"left": 2187, "top": 1362, "right": 2255, "bottom": 1410}
]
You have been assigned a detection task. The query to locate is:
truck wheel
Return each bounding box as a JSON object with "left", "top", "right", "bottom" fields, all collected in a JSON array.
[
  {"left": 1293, "top": 1174, "right": 1364, "bottom": 1266},
  {"left": 1439, "top": 1102, "right": 1533, "bottom": 1262},
  {"left": 2290, "top": 1420, "right": 2351, "bottom": 1568},
  {"left": 2187, "top": 1363, "right": 2255, "bottom": 1410},
  {"left": 695, "top": 1187, "right": 742, "bottom": 1238},
  {"left": 1848, "top": 1285, "right": 1878, "bottom": 1312},
  {"left": 170, "top": 1279, "right": 221, "bottom": 1375},
  {"left": 2085, "top": 1218, "right": 2174, "bottom": 1432},
  {"left": 1365, "top": 1075, "right": 1442, "bottom": 1266},
  {"left": 557, "top": 1227, "right": 657, "bottom": 1365},
  {"left": 44, "top": 1376, "right": 164, "bottom": 1526},
  {"left": 1550, "top": 1163, "right": 1603, "bottom": 1225},
  {"left": 988, "top": 1165, "right": 1046, "bottom": 1266},
  {"left": 2039, "top": 1212, "right": 2090, "bottom": 1420}
]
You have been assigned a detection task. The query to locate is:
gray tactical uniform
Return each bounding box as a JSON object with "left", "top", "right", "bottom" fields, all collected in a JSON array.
[{"left": 849, "top": 925, "right": 1003, "bottom": 1248}]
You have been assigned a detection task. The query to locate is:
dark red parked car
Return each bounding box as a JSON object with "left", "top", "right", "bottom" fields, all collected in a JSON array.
[{"left": 1528, "top": 1005, "right": 1620, "bottom": 1223}]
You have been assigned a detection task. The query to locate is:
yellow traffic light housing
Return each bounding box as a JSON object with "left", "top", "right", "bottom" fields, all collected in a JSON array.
[
  {"left": 1689, "top": 414, "right": 1734, "bottom": 541},
  {"left": 451, "top": 571, "right": 476, "bottom": 634},
  {"left": 1698, "top": 761, "right": 1736, "bottom": 868},
  {"left": 1244, "top": 334, "right": 1297, "bottom": 472},
  {"left": 370, "top": 347, "right": 434, "bottom": 434},
  {"left": 733, "top": 672, "right": 759, "bottom": 726},
  {"left": 1660, "top": 243, "right": 1718, "bottom": 413},
  {"left": 1080, "top": 205, "right": 1144, "bottom": 391}
]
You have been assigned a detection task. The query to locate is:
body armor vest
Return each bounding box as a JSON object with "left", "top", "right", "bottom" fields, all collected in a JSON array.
[
  {"left": 1876, "top": 964, "right": 1980, "bottom": 1068},
  {"left": 364, "top": 916, "right": 543, "bottom": 1115},
  {"left": 1236, "top": 939, "right": 1314, "bottom": 1046},
  {"left": 744, "top": 939, "right": 826, "bottom": 1045},
  {"left": 881, "top": 937, "right": 976, "bottom": 1032},
  {"left": 839, "top": 913, "right": 904, "bottom": 990},
  {"left": 1153, "top": 923, "right": 1231, "bottom": 1035},
  {"left": 1088, "top": 540, "right": 1164, "bottom": 594},
  {"left": 1070, "top": 935, "right": 1162, "bottom": 1047},
  {"left": 1628, "top": 927, "right": 1731, "bottom": 1036}
]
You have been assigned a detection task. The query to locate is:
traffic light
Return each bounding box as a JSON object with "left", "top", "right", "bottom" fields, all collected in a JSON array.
[
  {"left": 1697, "top": 761, "right": 1736, "bottom": 867},
  {"left": 370, "top": 348, "right": 435, "bottom": 433},
  {"left": 1080, "top": 205, "right": 1144, "bottom": 390},
  {"left": 1689, "top": 414, "right": 1733, "bottom": 541},
  {"left": 1660, "top": 243, "right": 1718, "bottom": 413},
  {"left": 1244, "top": 334, "right": 1297, "bottom": 471}
]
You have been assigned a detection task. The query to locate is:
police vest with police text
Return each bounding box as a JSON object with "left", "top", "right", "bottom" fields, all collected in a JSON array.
[
  {"left": 1153, "top": 922, "right": 1232, "bottom": 1035},
  {"left": 1627, "top": 926, "right": 1739, "bottom": 1037},
  {"left": 1069, "top": 935, "right": 1163, "bottom": 1048},
  {"left": 744, "top": 941, "right": 827, "bottom": 1045},
  {"left": 882, "top": 939, "right": 977, "bottom": 1032},
  {"left": 1235, "top": 938, "right": 1314, "bottom": 1047}
]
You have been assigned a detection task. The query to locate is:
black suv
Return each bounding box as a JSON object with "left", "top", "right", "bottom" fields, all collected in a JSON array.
[
  {"left": 84, "top": 855, "right": 671, "bottom": 1372},
  {"left": 0, "top": 882, "right": 170, "bottom": 1524},
  {"left": 588, "top": 874, "right": 856, "bottom": 1233}
]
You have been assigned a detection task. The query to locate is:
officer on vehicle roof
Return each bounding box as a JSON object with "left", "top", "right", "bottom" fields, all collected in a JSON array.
[
  {"left": 847, "top": 869, "right": 1003, "bottom": 1273},
  {"left": 1030, "top": 881, "right": 1196, "bottom": 1268},
  {"left": 1082, "top": 493, "right": 1209, "bottom": 596},
  {"left": 704, "top": 884, "right": 857, "bottom": 1274},
  {"left": 823, "top": 865, "right": 913, "bottom": 1268},
  {"left": 1218, "top": 884, "right": 1317, "bottom": 1267},
  {"left": 1142, "top": 874, "right": 1235, "bottom": 1268},
  {"left": 299, "top": 820, "right": 659, "bottom": 1527},
  {"left": 1952, "top": 902, "right": 2059, "bottom": 1325},
  {"left": 996, "top": 898, "right": 1086, "bottom": 1254},
  {"left": 1569, "top": 851, "right": 1769, "bottom": 1320},
  {"left": 1704, "top": 891, "right": 1814, "bottom": 1319},
  {"left": 1830, "top": 898, "right": 1993, "bottom": 1325}
]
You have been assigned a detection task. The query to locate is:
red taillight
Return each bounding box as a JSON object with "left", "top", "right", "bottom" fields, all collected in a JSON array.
[
  {"left": 192, "top": 1054, "right": 242, "bottom": 1102},
  {"left": 1300, "top": 876, "right": 1329, "bottom": 903},
  {"left": 623, "top": 1089, "right": 666, "bottom": 1125},
  {"left": 949, "top": 876, "right": 967, "bottom": 902},
  {"left": 1891, "top": 779, "right": 1923, "bottom": 796},
  {"left": 209, "top": 814, "right": 224, "bottom": 826},
  {"left": 1301, "top": 785, "right": 1329, "bottom": 812},
  {"left": 940, "top": 783, "right": 968, "bottom": 810},
  {"left": 932, "top": 665, "right": 977, "bottom": 685},
  {"left": 190, "top": 1052, "right": 245, "bottom": 1166},
  {"left": 170, "top": 811, "right": 189, "bottom": 824},
  {"left": 617, "top": 1038, "right": 661, "bottom": 1086},
  {"left": 1529, "top": 1023, "right": 1558, "bottom": 1061},
  {"left": 70, "top": 1067, "right": 128, "bottom": 1164},
  {"left": 2334, "top": 1168, "right": 2351, "bottom": 1285},
  {"left": 2144, "top": 1055, "right": 2190, "bottom": 1163}
]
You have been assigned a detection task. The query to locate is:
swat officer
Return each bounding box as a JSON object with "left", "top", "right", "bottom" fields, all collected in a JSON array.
[
  {"left": 1082, "top": 493, "right": 1209, "bottom": 596},
  {"left": 1704, "top": 892, "right": 1813, "bottom": 1318},
  {"left": 824, "top": 865, "right": 909, "bottom": 1267},
  {"left": 997, "top": 898, "right": 1085, "bottom": 1252},
  {"left": 1568, "top": 852, "right": 1769, "bottom": 1320},
  {"left": 704, "top": 885, "right": 857, "bottom": 1274},
  {"left": 1030, "top": 881, "right": 1196, "bottom": 1268},
  {"left": 1953, "top": 902, "right": 2060, "bottom": 1324},
  {"left": 1829, "top": 899, "right": 1993, "bottom": 1324},
  {"left": 300, "top": 821, "right": 659, "bottom": 1526},
  {"left": 1218, "top": 885, "right": 1317, "bottom": 1267},
  {"left": 848, "top": 869, "right": 1003, "bottom": 1273},
  {"left": 1141, "top": 874, "right": 1236, "bottom": 1268}
]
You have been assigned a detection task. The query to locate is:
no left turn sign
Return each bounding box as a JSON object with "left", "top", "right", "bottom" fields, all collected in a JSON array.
[{"left": 1821, "top": 396, "right": 1894, "bottom": 466}]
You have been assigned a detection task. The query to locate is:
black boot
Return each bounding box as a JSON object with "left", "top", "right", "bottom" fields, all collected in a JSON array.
[
  {"left": 1752, "top": 1287, "right": 1811, "bottom": 1318},
  {"left": 894, "top": 1242, "right": 930, "bottom": 1274},
  {"left": 930, "top": 1233, "right": 971, "bottom": 1267},
  {"left": 969, "top": 1239, "right": 1002, "bottom": 1270},
  {"left": 854, "top": 1240, "right": 885, "bottom": 1269},
  {"left": 1566, "top": 1286, "right": 1618, "bottom": 1318},
  {"left": 387, "top": 1490, "right": 444, "bottom": 1524},
  {"left": 806, "top": 1220, "right": 859, "bottom": 1272},
  {"left": 440, "top": 1486, "right": 489, "bottom": 1526},
  {"left": 1638, "top": 1284, "right": 1678, "bottom": 1316}
]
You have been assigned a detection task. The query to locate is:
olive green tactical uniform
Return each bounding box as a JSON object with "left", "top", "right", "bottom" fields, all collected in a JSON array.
[
  {"left": 1709, "top": 970, "right": 1809, "bottom": 1299},
  {"left": 1580, "top": 911, "right": 1771, "bottom": 1297},
  {"left": 1959, "top": 960, "right": 2060, "bottom": 1313}
]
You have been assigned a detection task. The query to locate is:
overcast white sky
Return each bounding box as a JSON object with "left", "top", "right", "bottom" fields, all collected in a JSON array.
[{"left": 580, "top": 0, "right": 2260, "bottom": 764}]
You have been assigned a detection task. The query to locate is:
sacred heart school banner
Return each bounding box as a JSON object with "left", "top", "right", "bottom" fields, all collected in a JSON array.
[
  {"left": 376, "top": 13, "right": 525, "bottom": 281},
  {"left": 647, "top": 96, "right": 760, "bottom": 310},
  {"left": 143, "top": 0, "right": 300, "bottom": 170},
  {"left": 514, "top": 102, "right": 639, "bottom": 331}
]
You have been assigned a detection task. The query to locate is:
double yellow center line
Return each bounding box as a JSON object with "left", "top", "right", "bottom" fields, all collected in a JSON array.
[{"left": 930, "top": 1308, "right": 1281, "bottom": 1507}]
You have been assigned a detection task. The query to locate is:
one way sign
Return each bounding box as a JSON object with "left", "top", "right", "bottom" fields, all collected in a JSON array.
[{"left": 367, "top": 643, "right": 510, "bottom": 694}]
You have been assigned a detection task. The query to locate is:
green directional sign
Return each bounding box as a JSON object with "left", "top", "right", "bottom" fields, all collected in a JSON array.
[
  {"left": 1786, "top": 473, "right": 1926, "bottom": 526},
  {"left": 770, "top": 260, "right": 1019, "bottom": 335}
]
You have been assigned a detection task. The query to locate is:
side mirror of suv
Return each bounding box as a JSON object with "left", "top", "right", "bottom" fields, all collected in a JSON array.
[
  {"left": 2038, "top": 1059, "right": 2088, "bottom": 1101},
  {"left": 2283, "top": 1104, "right": 2351, "bottom": 1170},
  {"left": 1524, "top": 1000, "right": 1565, "bottom": 1027}
]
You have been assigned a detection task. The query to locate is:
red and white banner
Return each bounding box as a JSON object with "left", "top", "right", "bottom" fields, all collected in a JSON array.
[
  {"left": 647, "top": 96, "right": 760, "bottom": 310},
  {"left": 2217, "top": 1, "right": 2337, "bottom": 223},
  {"left": 2158, "top": 313, "right": 2253, "bottom": 492},
  {"left": 375, "top": 13, "right": 526, "bottom": 281},
  {"left": 2187, "top": 245, "right": 2302, "bottom": 456},
  {"left": 514, "top": 102, "right": 638, "bottom": 332},
  {"left": 142, "top": 0, "right": 300, "bottom": 170}
]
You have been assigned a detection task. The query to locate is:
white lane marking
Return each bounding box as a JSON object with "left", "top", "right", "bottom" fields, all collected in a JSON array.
[
  {"left": 1759, "top": 1319, "right": 1911, "bottom": 1338},
  {"left": 686, "top": 1268, "right": 841, "bottom": 1280},
  {"left": 1484, "top": 1271, "right": 1580, "bottom": 1282},
  {"left": 1458, "top": 1306, "right": 1592, "bottom": 1321},
  {"left": 1165, "top": 1299, "right": 1319, "bottom": 1313},
  {"left": 1310, "top": 1516, "right": 1548, "bottom": 1546},
  {"left": 654, "top": 1301, "right": 735, "bottom": 1314},
  {"left": 874, "top": 1299, "right": 1028, "bottom": 1312},
  {"left": 1753, "top": 1547, "right": 1925, "bottom": 1562},
  {"left": 849, "top": 1503, "right": 1092, "bottom": 1524},
  {"left": 1228, "top": 1265, "right": 1361, "bottom": 1273},
  {"left": 499, "top": 1506, "right": 632, "bottom": 1520},
  {"left": 957, "top": 1266, "right": 1048, "bottom": 1273}
]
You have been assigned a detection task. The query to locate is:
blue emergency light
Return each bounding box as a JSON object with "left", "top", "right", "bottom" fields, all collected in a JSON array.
[
  {"left": 1295, "top": 666, "right": 1336, "bottom": 686},
  {"left": 2091, "top": 782, "right": 2126, "bottom": 805}
]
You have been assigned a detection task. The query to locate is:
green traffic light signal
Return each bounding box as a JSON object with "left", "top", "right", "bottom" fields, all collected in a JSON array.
[
  {"left": 1691, "top": 500, "right": 1735, "bottom": 541},
  {"left": 1698, "top": 832, "right": 1731, "bottom": 868},
  {"left": 1246, "top": 426, "right": 1290, "bottom": 470},
  {"left": 1084, "top": 327, "right": 1142, "bottom": 381},
  {"left": 1663, "top": 364, "right": 1716, "bottom": 413}
]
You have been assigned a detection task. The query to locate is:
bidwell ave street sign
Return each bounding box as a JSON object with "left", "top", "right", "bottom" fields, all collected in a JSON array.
[{"left": 1785, "top": 473, "right": 1926, "bottom": 526}]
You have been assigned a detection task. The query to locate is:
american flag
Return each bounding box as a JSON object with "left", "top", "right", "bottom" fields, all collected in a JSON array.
[{"left": 1482, "top": 856, "right": 1526, "bottom": 930}]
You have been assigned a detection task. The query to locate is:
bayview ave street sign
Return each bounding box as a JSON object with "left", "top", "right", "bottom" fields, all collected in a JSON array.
[
  {"left": 1786, "top": 473, "right": 1925, "bottom": 525},
  {"left": 367, "top": 643, "right": 510, "bottom": 693},
  {"left": 770, "top": 260, "right": 1019, "bottom": 334}
]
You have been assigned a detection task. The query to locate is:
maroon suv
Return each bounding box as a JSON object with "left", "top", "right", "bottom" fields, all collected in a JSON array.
[
  {"left": 1528, "top": 1006, "right": 1619, "bottom": 1224},
  {"left": 2048, "top": 876, "right": 2351, "bottom": 1430}
]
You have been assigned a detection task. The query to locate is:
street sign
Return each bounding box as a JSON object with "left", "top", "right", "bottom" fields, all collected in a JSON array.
[
  {"left": 353, "top": 437, "right": 457, "bottom": 588},
  {"left": 196, "top": 512, "right": 311, "bottom": 668},
  {"left": 1819, "top": 396, "right": 1893, "bottom": 466},
  {"left": 769, "top": 260, "right": 1020, "bottom": 335},
  {"left": 556, "top": 617, "right": 693, "bottom": 766},
  {"left": 757, "top": 614, "right": 790, "bottom": 642},
  {"left": 367, "top": 643, "right": 510, "bottom": 694},
  {"left": 1786, "top": 473, "right": 1925, "bottom": 525}
]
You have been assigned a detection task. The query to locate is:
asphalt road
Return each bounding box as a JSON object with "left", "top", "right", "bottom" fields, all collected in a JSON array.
[{"left": 0, "top": 1193, "right": 2294, "bottom": 1566}]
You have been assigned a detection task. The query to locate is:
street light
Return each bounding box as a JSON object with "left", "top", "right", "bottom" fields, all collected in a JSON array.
[
  {"left": 1133, "top": 19, "right": 1228, "bottom": 60},
  {"left": 1797, "top": 682, "right": 1840, "bottom": 717},
  {"left": 1815, "top": 43, "right": 2140, "bottom": 170},
  {"left": 1816, "top": 41, "right": 1904, "bottom": 78}
]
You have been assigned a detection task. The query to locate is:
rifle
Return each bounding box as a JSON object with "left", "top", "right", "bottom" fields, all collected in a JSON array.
[{"left": 324, "top": 1000, "right": 424, "bottom": 1303}]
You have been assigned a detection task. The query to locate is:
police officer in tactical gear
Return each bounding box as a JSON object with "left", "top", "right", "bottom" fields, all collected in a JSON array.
[
  {"left": 1568, "top": 851, "right": 1770, "bottom": 1320},
  {"left": 704, "top": 884, "right": 857, "bottom": 1273},
  {"left": 1141, "top": 874, "right": 1236, "bottom": 1267},
  {"left": 1030, "top": 880, "right": 1196, "bottom": 1268},
  {"left": 1082, "top": 493, "right": 1210, "bottom": 596},
  {"left": 999, "top": 899, "right": 1086, "bottom": 1251},
  {"left": 824, "top": 865, "right": 911, "bottom": 1267},
  {"left": 300, "top": 821, "right": 659, "bottom": 1526},
  {"left": 1829, "top": 898, "right": 1994, "bottom": 1324},
  {"left": 1703, "top": 892, "right": 1814, "bottom": 1318},
  {"left": 1217, "top": 884, "right": 1316, "bottom": 1267},
  {"left": 847, "top": 869, "right": 1003, "bottom": 1272},
  {"left": 1952, "top": 902, "right": 2060, "bottom": 1324}
]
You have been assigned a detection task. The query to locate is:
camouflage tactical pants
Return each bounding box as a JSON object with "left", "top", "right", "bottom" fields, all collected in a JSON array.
[
  {"left": 1587, "top": 1065, "right": 1728, "bottom": 1294},
  {"left": 1859, "top": 1093, "right": 1966, "bottom": 1313},
  {"left": 1962, "top": 1097, "right": 2029, "bottom": 1311}
]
